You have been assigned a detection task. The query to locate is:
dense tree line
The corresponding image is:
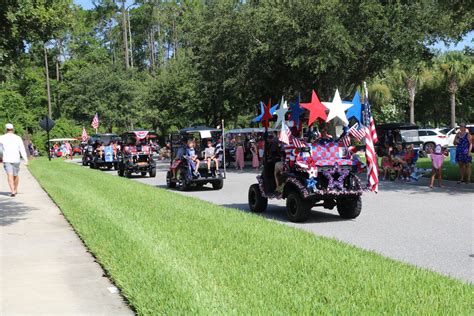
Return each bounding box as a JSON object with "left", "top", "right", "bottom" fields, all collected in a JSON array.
[{"left": 0, "top": 0, "right": 473, "bottom": 148}]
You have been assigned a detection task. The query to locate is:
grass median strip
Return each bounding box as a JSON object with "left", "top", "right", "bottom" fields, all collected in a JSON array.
[{"left": 29, "top": 159, "right": 472, "bottom": 314}]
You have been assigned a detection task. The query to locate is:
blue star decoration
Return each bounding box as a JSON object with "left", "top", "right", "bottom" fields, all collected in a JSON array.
[
  {"left": 253, "top": 101, "right": 279, "bottom": 123},
  {"left": 306, "top": 177, "right": 317, "bottom": 191},
  {"left": 289, "top": 95, "right": 305, "bottom": 127},
  {"left": 253, "top": 101, "right": 265, "bottom": 122},
  {"left": 344, "top": 91, "right": 363, "bottom": 124}
]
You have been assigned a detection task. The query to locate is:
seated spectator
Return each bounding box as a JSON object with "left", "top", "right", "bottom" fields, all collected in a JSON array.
[{"left": 381, "top": 155, "right": 394, "bottom": 181}]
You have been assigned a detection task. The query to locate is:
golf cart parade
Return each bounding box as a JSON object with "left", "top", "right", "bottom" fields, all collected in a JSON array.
[
  {"left": 248, "top": 87, "right": 378, "bottom": 222},
  {"left": 78, "top": 85, "right": 378, "bottom": 223}
]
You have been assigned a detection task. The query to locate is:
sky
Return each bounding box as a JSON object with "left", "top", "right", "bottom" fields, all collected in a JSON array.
[{"left": 74, "top": 0, "right": 473, "bottom": 52}]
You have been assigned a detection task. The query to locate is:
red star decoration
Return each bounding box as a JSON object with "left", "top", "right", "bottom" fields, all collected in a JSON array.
[
  {"left": 300, "top": 90, "right": 327, "bottom": 126},
  {"left": 261, "top": 99, "right": 273, "bottom": 128}
]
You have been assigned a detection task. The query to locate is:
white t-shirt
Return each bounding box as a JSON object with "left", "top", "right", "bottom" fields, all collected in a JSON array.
[{"left": 0, "top": 133, "right": 28, "bottom": 163}]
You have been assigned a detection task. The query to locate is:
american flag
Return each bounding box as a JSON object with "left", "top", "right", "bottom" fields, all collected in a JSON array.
[
  {"left": 348, "top": 123, "right": 365, "bottom": 141},
  {"left": 81, "top": 127, "right": 88, "bottom": 142},
  {"left": 91, "top": 113, "right": 99, "bottom": 130},
  {"left": 339, "top": 127, "right": 351, "bottom": 147},
  {"left": 368, "top": 104, "right": 378, "bottom": 144},
  {"left": 292, "top": 136, "right": 307, "bottom": 148},
  {"left": 279, "top": 122, "right": 291, "bottom": 145},
  {"left": 363, "top": 83, "right": 378, "bottom": 192}
]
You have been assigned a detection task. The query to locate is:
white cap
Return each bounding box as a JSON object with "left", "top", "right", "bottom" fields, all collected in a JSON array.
[{"left": 5, "top": 123, "right": 14, "bottom": 130}]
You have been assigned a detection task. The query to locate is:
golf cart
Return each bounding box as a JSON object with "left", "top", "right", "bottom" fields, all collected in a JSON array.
[
  {"left": 83, "top": 134, "right": 121, "bottom": 169},
  {"left": 117, "top": 130, "right": 157, "bottom": 178},
  {"left": 248, "top": 133, "right": 365, "bottom": 222},
  {"left": 166, "top": 126, "right": 226, "bottom": 190}
]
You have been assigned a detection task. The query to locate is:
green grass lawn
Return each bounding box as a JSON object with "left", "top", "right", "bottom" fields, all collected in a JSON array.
[{"left": 29, "top": 159, "right": 472, "bottom": 314}]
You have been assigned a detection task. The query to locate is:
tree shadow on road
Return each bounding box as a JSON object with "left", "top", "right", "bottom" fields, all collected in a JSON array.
[
  {"left": 0, "top": 195, "right": 35, "bottom": 226},
  {"left": 379, "top": 179, "right": 474, "bottom": 195}
]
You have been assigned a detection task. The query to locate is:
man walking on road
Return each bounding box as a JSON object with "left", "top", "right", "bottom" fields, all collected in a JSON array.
[{"left": 0, "top": 123, "right": 28, "bottom": 197}]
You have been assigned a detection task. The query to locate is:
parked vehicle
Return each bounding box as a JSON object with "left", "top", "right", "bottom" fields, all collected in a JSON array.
[
  {"left": 166, "top": 126, "right": 225, "bottom": 190},
  {"left": 444, "top": 124, "right": 474, "bottom": 148},
  {"left": 117, "top": 131, "right": 157, "bottom": 178},
  {"left": 375, "top": 123, "right": 423, "bottom": 156},
  {"left": 83, "top": 134, "right": 121, "bottom": 169},
  {"left": 417, "top": 129, "right": 448, "bottom": 152},
  {"left": 248, "top": 137, "right": 364, "bottom": 223}
]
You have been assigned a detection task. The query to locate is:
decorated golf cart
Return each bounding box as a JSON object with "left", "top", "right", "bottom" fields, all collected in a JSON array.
[
  {"left": 82, "top": 133, "right": 121, "bottom": 169},
  {"left": 166, "top": 126, "right": 226, "bottom": 191},
  {"left": 248, "top": 85, "right": 378, "bottom": 222},
  {"left": 117, "top": 130, "right": 157, "bottom": 178}
]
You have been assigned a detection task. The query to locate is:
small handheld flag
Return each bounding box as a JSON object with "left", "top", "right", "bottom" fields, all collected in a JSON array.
[{"left": 91, "top": 113, "right": 99, "bottom": 130}]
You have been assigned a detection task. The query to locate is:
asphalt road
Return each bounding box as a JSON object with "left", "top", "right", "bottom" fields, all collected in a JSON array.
[{"left": 77, "top": 160, "right": 473, "bottom": 283}]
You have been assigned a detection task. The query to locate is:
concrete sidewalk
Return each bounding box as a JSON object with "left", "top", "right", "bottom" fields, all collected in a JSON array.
[{"left": 0, "top": 164, "right": 133, "bottom": 315}]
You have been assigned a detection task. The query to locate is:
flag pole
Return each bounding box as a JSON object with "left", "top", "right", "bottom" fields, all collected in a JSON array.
[{"left": 222, "top": 119, "right": 226, "bottom": 178}]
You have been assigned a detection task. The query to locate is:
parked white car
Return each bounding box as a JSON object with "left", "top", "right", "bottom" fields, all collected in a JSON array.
[
  {"left": 417, "top": 129, "right": 449, "bottom": 151},
  {"left": 444, "top": 124, "right": 474, "bottom": 147}
]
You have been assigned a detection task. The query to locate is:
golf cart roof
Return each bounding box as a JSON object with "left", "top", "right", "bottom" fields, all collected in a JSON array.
[
  {"left": 179, "top": 126, "right": 220, "bottom": 133},
  {"left": 48, "top": 138, "right": 79, "bottom": 142},
  {"left": 226, "top": 128, "right": 278, "bottom": 134}
]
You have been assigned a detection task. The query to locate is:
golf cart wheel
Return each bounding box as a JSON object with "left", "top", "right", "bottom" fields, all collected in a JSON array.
[
  {"left": 149, "top": 168, "right": 156, "bottom": 178},
  {"left": 212, "top": 179, "right": 224, "bottom": 190},
  {"left": 89, "top": 162, "right": 95, "bottom": 169},
  {"left": 286, "top": 191, "right": 311, "bottom": 222},
  {"left": 125, "top": 170, "right": 132, "bottom": 178},
  {"left": 117, "top": 165, "right": 124, "bottom": 177},
  {"left": 114, "top": 162, "right": 119, "bottom": 170},
  {"left": 141, "top": 172, "right": 147, "bottom": 177},
  {"left": 248, "top": 184, "right": 267, "bottom": 213},
  {"left": 166, "top": 171, "right": 176, "bottom": 188},
  {"left": 82, "top": 159, "right": 87, "bottom": 166},
  {"left": 177, "top": 171, "right": 189, "bottom": 191},
  {"left": 336, "top": 196, "right": 362, "bottom": 219}
]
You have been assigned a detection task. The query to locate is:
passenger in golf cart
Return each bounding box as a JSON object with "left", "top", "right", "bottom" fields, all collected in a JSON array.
[
  {"left": 166, "top": 126, "right": 225, "bottom": 191},
  {"left": 86, "top": 134, "right": 120, "bottom": 169},
  {"left": 117, "top": 131, "right": 157, "bottom": 178}
]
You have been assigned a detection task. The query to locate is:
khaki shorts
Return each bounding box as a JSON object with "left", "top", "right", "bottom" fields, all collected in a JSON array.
[{"left": 4, "top": 162, "right": 20, "bottom": 176}]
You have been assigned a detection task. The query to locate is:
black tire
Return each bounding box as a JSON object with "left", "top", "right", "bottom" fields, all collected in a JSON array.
[
  {"left": 423, "top": 142, "right": 435, "bottom": 152},
  {"left": 125, "top": 170, "right": 132, "bottom": 178},
  {"left": 89, "top": 162, "right": 95, "bottom": 169},
  {"left": 82, "top": 159, "right": 87, "bottom": 166},
  {"left": 149, "top": 168, "right": 156, "bottom": 178},
  {"left": 166, "top": 171, "right": 176, "bottom": 188},
  {"left": 114, "top": 162, "right": 119, "bottom": 170},
  {"left": 286, "top": 191, "right": 311, "bottom": 222},
  {"left": 337, "top": 196, "right": 362, "bottom": 219},
  {"left": 212, "top": 179, "right": 224, "bottom": 190},
  {"left": 118, "top": 167, "right": 124, "bottom": 177},
  {"left": 176, "top": 171, "right": 189, "bottom": 191},
  {"left": 248, "top": 184, "right": 267, "bottom": 213}
]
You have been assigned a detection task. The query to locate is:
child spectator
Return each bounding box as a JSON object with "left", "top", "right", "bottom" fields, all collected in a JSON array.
[
  {"left": 204, "top": 140, "right": 219, "bottom": 176},
  {"left": 381, "top": 155, "right": 393, "bottom": 181},
  {"left": 430, "top": 144, "right": 445, "bottom": 188}
]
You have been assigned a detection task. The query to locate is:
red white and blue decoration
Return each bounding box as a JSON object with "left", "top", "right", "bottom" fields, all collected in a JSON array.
[
  {"left": 300, "top": 90, "right": 327, "bottom": 126},
  {"left": 322, "top": 89, "right": 352, "bottom": 126}
]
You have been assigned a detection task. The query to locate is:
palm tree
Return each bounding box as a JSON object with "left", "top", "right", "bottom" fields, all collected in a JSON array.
[
  {"left": 389, "top": 60, "right": 431, "bottom": 124},
  {"left": 436, "top": 52, "right": 473, "bottom": 128}
]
